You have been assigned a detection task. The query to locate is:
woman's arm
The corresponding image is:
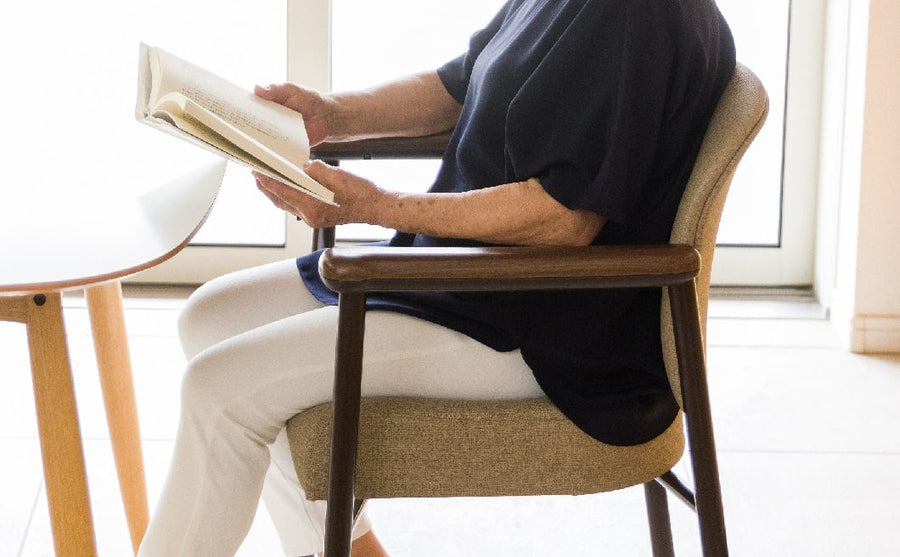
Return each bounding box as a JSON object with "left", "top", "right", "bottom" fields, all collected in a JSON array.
[
  {"left": 255, "top": 162, "right": 605, "bottom": 247},
  {"left": 254, "top": 71, "right": 604, "bottom": 246},
  {"left": 255, "top": 71, "right": 461, "bottom": 145},
  {"left": 380, "top": 177, "right": 605, "bottom": 247}
]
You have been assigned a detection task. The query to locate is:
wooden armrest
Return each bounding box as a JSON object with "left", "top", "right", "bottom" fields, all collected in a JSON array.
[
  {"left": 311, "top": 132, "right": 451, "bottom": 161},
  {"left": 319, "top": 245, "right": 700, "bottom": 293}
]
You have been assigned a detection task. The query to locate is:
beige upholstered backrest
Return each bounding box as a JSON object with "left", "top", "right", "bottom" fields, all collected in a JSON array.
[{"left": 662, "top": 63, "right": 769, "bottom": 404}]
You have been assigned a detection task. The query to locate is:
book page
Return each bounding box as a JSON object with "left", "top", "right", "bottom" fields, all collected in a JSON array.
[
  {"left": 177, "top": 95, "right": 332, "bottom": 202},
  {"left": 143, "top": 94, "right": 333, "bottom": 203},
  {"left": 148, "top": 45, "right": 310, "bottom": 167}
]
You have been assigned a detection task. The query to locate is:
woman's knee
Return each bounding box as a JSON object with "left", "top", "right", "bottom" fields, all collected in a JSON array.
[
  {"left": 178, "top": 277, "right": 233, "bottom": 358},
  {"left": 178, "top": 260, "right": 318, "bottom": 359},
  {"left": 177, "top": 265, "right": 271, "bottom": 358},
  {"left": 179, "top": 349, "right": 231, "bottom": 416}
]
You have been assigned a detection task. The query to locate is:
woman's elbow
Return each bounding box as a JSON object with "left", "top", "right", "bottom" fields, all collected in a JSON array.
[{"left": 559, "top": 210, "right": 605, "bottom": 246}]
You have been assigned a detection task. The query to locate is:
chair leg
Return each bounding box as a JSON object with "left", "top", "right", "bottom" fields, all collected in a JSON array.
[
  {"left": 692, "top": 450, "right": 729, "bottom": 557},
  {"left": 324, "top": 293, "right": 367, "bottom": 557},
  {"left": 669, "top": 282, "right": 728, "bottom": 556},
  {"left": 644, "top": 480, "right": 675, "bottom": 557}
]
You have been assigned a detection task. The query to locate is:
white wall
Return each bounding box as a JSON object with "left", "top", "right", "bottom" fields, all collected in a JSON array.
[{"left": 820, "top": 0, "right": 900, "bottom": 353}]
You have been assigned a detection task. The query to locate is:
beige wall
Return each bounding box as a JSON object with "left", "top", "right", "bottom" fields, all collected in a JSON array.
[{"left": 823, "top": 0, "right": 900, "bottom": 352}]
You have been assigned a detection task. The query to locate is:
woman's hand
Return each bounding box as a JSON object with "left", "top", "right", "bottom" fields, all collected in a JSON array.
[
  {"left": 254, "top": 83, "right": 336, "bottom": 146},
  {"left": 253, "top": 161, "right": 393, "bottom": 229}
]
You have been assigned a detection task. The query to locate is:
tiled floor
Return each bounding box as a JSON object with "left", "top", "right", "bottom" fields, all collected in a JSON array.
[{"left": 1, "top": 286, "right": 899, "bottom": 556}]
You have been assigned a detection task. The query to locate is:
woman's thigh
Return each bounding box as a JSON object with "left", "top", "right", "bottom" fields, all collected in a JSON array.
[{"left": 181, "top": 305, "right": 544, "bottom": 446}]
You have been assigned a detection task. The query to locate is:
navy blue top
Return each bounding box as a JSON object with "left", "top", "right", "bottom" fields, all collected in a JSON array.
[{"left": 299, "top": 0, "right": 735, "bottom": 445}]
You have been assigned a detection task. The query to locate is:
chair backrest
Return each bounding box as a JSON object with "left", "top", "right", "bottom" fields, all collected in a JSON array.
[{"left": 661, "top": 63, "right": 769, "bottom": 404}]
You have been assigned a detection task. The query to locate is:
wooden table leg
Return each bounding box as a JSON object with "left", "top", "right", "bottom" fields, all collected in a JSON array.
[
  {"left": 85, "top": 281, "right": 149, "bottom": 555},
  {"left": 25, "top": 292, "right": 98, "bottom": 556}
]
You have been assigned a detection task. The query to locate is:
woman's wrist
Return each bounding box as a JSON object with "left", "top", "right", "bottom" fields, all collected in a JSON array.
[{"left": 321, "top": 91, "right": 377, "bottom": 143}]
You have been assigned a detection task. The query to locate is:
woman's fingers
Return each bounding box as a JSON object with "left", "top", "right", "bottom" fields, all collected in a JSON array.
[{"left": 254, "top": 171, "right": 342, "bottom": 228}]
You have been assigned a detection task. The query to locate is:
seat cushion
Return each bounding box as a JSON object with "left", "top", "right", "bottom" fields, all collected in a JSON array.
[{"left": 286, "top": 397, "right": 684, "bottom": 501}]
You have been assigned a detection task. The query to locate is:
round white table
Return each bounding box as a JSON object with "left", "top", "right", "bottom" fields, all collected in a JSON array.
[{"left": 0, "top": 161, "right": 224, "bottom": 555}]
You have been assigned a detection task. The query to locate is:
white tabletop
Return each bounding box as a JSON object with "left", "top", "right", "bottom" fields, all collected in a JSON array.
[{"left": 0, "top": 161, "right": 224, "bottom": 294}]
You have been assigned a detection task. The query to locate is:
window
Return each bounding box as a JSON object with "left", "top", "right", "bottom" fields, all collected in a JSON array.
[
  {"left": 711, "top": 0, "right": 823, "bottom": 285},
  {"left": 716, "top": 0, "right": 790, "bottom": 247}
]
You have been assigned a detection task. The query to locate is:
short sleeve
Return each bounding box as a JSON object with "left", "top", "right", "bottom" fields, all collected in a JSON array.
[
  {"left": 437, "top": 1, "right": 515, "bottom": 104},
  {"left": 504, "top": 3, "right": 678, "bottom": 223}
]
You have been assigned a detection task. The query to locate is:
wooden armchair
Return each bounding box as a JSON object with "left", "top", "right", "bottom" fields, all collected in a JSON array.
[{"left": 287, "top": 63, "right": 768, "bottom": 556}]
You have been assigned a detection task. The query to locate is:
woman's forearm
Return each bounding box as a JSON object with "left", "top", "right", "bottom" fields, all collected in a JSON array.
[
  {"left": 326, "top": 71, "right": 462, "bottom": 142},
  {"left": 375, "top": 178, "right": 606, "bottom": 247},
  {"left": 258, "top": 162, "right": 604, "bottom": 247}
]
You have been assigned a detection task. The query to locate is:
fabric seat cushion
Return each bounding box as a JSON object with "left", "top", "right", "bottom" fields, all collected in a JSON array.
[{"left": 287, "top": 397, "right": 684, "bottom": 501}]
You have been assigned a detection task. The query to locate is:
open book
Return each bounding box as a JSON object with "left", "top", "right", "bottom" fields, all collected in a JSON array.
[{"left": 135, "top": 43, "right": 333, "bottom": 204}]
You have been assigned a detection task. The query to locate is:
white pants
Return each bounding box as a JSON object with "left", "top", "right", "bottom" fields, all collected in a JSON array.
[{"left": 138, "top": 259, "right": 543, "bottom": 557}]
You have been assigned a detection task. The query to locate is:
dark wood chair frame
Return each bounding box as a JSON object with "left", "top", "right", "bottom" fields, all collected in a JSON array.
[{"left": 309, "top": 133, "right": 727, "bottom": 557}]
